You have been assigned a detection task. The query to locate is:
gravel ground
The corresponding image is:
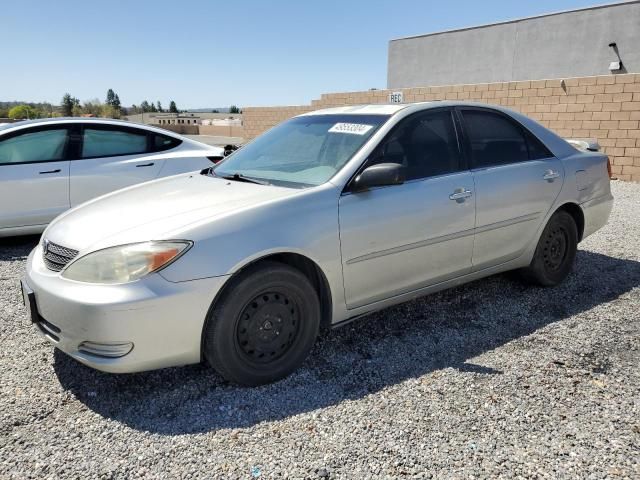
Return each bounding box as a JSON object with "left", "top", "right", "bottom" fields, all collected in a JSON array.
[{"left": 1, "top": 181, "right": 639, "bottom": 479}]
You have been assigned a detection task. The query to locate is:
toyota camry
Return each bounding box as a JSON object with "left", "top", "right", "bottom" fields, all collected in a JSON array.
[{"left": 22, "top": 102, "right": 613, "bottom": 386}]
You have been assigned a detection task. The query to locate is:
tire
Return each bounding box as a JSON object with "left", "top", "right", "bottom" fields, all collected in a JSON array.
[
  {"left": 520, "top": 210, "right": 578, "bottom": 287},
  {"left": 203, "top": 261, "right": 320, "bottom": 386}
]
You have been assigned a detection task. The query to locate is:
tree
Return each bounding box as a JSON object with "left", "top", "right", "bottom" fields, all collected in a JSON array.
[
  {"left": 169, "top": 101, "right": 178, "bottom": 113},
  {"left": 8, "top": 105, "right": 36, "bottom": 119},
  {"left": 211, "top": 109, "right": 219, "bottom": 113},
  {"left": 101, "top": 104, "right": 120, "bottom": 119},
  {"left": 140, "top": 100, "right": 151, "bottom": 113},
  {"left": 106, "top": 89, "right": 115, "bottom": 105},
  {"left": 105, "top": 89, "right": 121, "bottom": 116},
  {"left": 156, "top": 101, "right": 163, "bottom": 113},
  {"left": 82, "top": 98, "right": 103, "bottom": 116},
  {"left": 61, "top": 93, "right": 74, "bottom": 116},
  {"left": 150, "top": 102, "right": 158, "bottom": 113},
  {"left": 229, "top": 105, "right": 240, "bottom": 114}
]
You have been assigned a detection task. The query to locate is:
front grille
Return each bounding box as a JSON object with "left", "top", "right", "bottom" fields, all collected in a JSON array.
[{"left": 42, "top": 240, "right": 79, "bottom": 272}]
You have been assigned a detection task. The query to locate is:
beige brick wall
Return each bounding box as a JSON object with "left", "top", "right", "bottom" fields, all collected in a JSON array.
[
  {"left": 242, "top": 73, "right": 640, "bottom": 182},
  {"left": 199, "top": 124, "right": 245, "bottom": 138}
]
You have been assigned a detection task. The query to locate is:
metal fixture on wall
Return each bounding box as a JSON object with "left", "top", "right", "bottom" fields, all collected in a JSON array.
[{"left": 608, "top": 42, "right": 624, "bottom": 72}]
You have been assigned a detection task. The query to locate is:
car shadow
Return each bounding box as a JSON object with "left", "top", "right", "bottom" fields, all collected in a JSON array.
[
  {"left": 52, "top": 249, "right": 640, "bottom": 435},
  {"left": 0, "top": 234, "right": 39, "bottom": 262}
]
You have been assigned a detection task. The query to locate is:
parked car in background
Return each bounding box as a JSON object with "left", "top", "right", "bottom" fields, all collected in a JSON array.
[
  {"left": 23, "top": 102, "right": 613, "bottom": 386},
  {"left": 0, "top": 118, "right": 224, "bottom": 236}
]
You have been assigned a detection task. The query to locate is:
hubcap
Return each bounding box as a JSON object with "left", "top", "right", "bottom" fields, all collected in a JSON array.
[
  {"left": 236, "top": 292, "right": 299, "bottom": 364},
  {"left": 542, "top": 226, "right": 568, "bottom": 272}
]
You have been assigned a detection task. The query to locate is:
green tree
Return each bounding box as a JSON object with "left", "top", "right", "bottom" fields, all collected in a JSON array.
[
  {"left": 229, "top": 105, "right": 240, "bottom": 114},
  {"left": 80, "top": 99, "right": 103, "bottom": 116},
  {"left": 8, "top": 105, "right": 36, "bottom": 119},
  {"left": 106, "top": 89, "right": 116, "bottom": 105},
  {"left": 140, "top": 100, "right": 151, "bottom": 113},
  {"left": 156, "top": 101, "right": 163, "bottom": 113},
  {"left": 61, "top": 93, "right": 74, "bottom": 116},
  {"left": 169, "top": 100, "right": 178, "bottom": 113},
  {"left": 101, "top": 104, "right": 120, "bottom": 119},
  {"left": 105, "top": 89, "right": 121, "bottom": 115}
]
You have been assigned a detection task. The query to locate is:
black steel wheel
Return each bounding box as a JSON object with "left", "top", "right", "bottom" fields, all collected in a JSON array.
[
  {"left": 520, "top": 210, "right": 578, "bottom": 287},
  {"left": 236, "top": 291, "right": 300, "bottom": 364},
  {"left": 542, "top": 224, "right": 569, "bottom": 273},
  {"left": 203, "top": 261, "right": 320, "bottom": 386}
]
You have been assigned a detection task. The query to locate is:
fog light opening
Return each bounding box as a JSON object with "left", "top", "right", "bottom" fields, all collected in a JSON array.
[{"left": 78, "top": 341, "right": 134, "bottom": 358}]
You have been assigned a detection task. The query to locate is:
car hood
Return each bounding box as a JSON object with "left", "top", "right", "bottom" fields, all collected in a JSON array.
[{"left": 44, "top": 173, "right": 298, "bottom": 252}]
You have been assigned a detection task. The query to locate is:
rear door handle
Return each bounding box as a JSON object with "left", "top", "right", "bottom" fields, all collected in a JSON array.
[
  {"left": 39, "top": 169, "right": 61, "bottom": 174},
  {"left": 449, "top": 189, "right": 473, "bottom": 201},
  {"left": 543, "top": 169, "right": 560, "bottom": 181},
  {"left": 136, "top": 162, "right": 154, "bottom": 168}
]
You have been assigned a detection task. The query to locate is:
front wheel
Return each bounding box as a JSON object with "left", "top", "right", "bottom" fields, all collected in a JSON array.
[
  {"left": 203, "top": 261, "right": 320, "bottom": 386},
  {"left": 520, "top": 210, "right": 578, "bottom": 287}
]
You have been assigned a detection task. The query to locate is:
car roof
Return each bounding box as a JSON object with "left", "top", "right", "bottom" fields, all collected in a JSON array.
[
  {"left": 299, "top": 101, "right": 520, "bottom": 116},
  {"left": 0, "top": 117, "right": 184, "bottom": 139},
  {"left": 298, "top": 104, "right": 409, "bottom": 116},
  {"left": 299, "top": 101, "right": 577, "bottom": 159}
]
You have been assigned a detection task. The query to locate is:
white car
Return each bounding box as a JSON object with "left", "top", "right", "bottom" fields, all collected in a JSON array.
[{"left": 0, "top": 118, "right": 224, "bottom": 237}]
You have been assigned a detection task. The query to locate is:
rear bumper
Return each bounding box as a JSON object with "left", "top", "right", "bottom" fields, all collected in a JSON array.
[
  {"left": 24, "top": 245, "right": 229, "bottom": 373},
  {"left": 581, "top": 193, "right": 614, "bottom": 240}
]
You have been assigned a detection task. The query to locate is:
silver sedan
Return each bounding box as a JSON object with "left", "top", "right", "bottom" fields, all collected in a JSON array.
[{"left": 23, "top": 102, "right": 613, "bottom": 386}]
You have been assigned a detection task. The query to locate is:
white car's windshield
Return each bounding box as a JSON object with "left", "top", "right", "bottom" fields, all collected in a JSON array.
[{"left": 213, "top": 114, "right": 390, "bottom": 187}]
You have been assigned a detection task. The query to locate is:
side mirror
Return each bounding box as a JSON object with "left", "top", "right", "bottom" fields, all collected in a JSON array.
[{"left": 351, "top": 163, "right": 405, "bottom": 192}]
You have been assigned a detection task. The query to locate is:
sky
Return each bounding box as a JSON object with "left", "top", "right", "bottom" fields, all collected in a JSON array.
[{"left": 1, "top": 0, "right": 624, "bottom": 109}]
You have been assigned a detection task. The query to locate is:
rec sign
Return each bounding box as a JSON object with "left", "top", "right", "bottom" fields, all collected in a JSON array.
[{"left": 388, "top": 91, "right": 404, "bottom": 103}]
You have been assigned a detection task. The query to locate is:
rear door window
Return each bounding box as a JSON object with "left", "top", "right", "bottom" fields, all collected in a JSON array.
[
  {"left": 525, "top": 131, "right": 554, "bottom": 160},
  {"left": 461, "top": 110, "right": 529, "bottom": 168},
  {"left": 81, "top": 126, "right": 148, "bottom": 158}
]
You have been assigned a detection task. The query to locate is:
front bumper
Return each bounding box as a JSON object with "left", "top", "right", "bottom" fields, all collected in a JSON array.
[{"left": 24, "top": 245, "right": 229, "bottom": 373}]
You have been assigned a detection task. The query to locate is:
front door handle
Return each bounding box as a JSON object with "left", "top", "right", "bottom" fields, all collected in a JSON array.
[
  {"left": 136, "top": 162, "right": 154, "bottom": 168},
  {"left": 543, "top": 169, "right": 560, "bottom": 181},
  {"left": 39, "top": 169, "right": 61, "bottom": 174},
  {"left": 449, "top": 188, "right": 473, "bottom": 201}
]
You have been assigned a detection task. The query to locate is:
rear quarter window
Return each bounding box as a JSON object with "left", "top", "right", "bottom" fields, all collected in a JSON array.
[{"left": 153, "top": 134, "right": 182, "bottom": 152}]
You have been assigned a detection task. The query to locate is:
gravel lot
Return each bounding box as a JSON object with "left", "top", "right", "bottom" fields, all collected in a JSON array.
[{"left": 1, "top": 181, "right": 639, "bottom": 479}]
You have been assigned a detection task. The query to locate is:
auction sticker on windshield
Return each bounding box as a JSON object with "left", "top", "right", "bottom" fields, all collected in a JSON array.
[{"left": 328, "top": 123, "right": 374, "bottom": 135}]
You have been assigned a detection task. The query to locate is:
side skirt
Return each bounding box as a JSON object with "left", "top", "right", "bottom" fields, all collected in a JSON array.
[{"left": 331, "top": 255, "right": 529, "bottom": 329}]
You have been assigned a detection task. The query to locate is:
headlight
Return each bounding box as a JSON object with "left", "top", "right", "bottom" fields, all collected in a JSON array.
[{"left": 61, "top": 241, "right": 192, "bottom": 284}]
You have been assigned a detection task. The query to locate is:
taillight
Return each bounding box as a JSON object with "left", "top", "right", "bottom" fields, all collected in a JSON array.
[
  {"left": 606, "top": 157, "right": 612, "bottom": 179},
  {"left": 207, "top": 156, "right": 224, "bottom": 164}
]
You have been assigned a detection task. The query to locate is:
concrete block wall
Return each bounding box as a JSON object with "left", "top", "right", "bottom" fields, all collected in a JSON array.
[
  {"left": 242, "top": 73, "right": 640, "bottom": 181},
  {"left": 199, "top": 124, "right": 245, "bottom": 138}
]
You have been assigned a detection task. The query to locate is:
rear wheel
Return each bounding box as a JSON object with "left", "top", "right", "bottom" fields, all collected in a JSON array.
[
  {"left": 520, "top": 210, "right": 578, "bottom": 287},
  {"left": 203, "top": 261, "right": 320, "bottom": 386}
]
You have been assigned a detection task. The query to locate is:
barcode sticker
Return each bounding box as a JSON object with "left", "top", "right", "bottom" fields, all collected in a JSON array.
[{"left": 328, "top": 123, "right": 374, "bottom": 135}]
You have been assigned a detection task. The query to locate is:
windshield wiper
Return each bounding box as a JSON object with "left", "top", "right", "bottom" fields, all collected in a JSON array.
[{"left": 219, "top": 173, "right": 271, "bottom": 186}]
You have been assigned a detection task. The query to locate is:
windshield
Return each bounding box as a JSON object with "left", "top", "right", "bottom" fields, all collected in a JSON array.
[{"left": 213, "top": 114, "right": 390, "bottom": 187}]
